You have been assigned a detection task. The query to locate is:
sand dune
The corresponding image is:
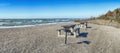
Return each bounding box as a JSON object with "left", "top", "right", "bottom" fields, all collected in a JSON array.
[{"left": 0, "top": 22, "right": 120, "bottom": 53}]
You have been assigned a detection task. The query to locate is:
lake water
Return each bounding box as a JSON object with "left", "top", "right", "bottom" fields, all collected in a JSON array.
[{"left": 0, "top": 18, "right": 79, "bottom": 28}]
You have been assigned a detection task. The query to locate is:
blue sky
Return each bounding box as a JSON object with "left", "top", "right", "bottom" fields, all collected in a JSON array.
[{"left": 0, "top": 0, "right": 120, "bottom": 19}]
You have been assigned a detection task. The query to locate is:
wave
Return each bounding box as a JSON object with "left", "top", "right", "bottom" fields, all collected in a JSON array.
[
  {"left": 0, "top": 18, "right": 78, "bottom": 28},
  {"left": 0, "top": 22, "right": 68, "bottom": 28}
]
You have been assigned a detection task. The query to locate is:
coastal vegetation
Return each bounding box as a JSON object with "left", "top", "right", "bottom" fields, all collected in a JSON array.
[
  {"left": 73, "top": 8, "right": 120, "bottom": 28},
  {"left": 97, "top": 8, "right": 120, "bottom": 23}
]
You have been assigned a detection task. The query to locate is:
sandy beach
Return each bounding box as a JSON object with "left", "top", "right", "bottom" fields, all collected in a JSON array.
[{"left": 0, "top": 22, "right": 120, "bottom": 53}]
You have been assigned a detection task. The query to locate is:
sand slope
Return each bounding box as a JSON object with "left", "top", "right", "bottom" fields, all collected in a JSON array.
[{"left": 0, "top": 22, "right": 120, "bottom": 53}]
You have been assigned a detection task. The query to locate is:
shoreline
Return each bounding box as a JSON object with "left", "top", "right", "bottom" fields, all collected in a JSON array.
[
  {"left": 0, "top": 22, "right": 71, "bottom": 29},
  {"left": 0, "top": 22, "right": 120, "bottom": 53}
]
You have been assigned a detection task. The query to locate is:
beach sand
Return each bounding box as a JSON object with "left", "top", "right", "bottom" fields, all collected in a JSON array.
[{"left": 0, "top": 22, "right": 120, "bottom": 53}]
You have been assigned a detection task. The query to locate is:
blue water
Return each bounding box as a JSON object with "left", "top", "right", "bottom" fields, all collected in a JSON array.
[{"left": 0, "top": 18, "right": 79, "bottom": 28}]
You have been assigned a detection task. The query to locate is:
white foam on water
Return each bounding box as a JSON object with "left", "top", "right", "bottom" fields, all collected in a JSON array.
[
  {"left": 0, "top": 22, "right": 69, "bottom": 29},
  {"left": 0, "top": 25, "right": 35, "bottom": 28}
]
